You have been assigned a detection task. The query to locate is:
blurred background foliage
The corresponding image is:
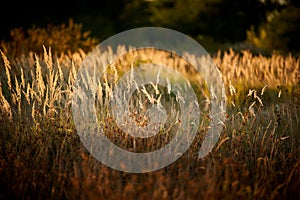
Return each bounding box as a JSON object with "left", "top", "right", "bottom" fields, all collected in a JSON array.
[
  {"left": 0, "top": 19, "right": 99, "bottom": 57},
  {"left": 0, "top": 0, "right": 299, "bottom": 55}
]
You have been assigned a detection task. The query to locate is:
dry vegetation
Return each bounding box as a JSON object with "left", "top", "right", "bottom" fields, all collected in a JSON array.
[{"left": 0, "top": 35, "right": 300, "bottom": 199}]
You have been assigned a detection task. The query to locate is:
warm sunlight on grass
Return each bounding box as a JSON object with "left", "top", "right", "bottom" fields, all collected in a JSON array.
[{"left": 0, "top": 42, "right": 299, "bottom": 199}]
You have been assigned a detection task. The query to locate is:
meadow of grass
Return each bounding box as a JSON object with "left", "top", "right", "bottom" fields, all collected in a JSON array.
[{"left": 0, "top": 43, "right": 299, "bottom": 200}]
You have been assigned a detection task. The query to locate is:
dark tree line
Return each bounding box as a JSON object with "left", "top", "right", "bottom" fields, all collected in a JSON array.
[{"left": 1, "top": 0, "right": 299, "bottom": 54}]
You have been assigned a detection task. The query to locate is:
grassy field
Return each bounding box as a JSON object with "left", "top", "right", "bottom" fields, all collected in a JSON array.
[{"left": 0, "top": 45, "right": 299, "bottom": 200}]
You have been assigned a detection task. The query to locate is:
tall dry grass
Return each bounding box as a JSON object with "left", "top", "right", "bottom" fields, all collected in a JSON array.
[{"left": 0, "top": 46, "right": 299, "bottom": 200}]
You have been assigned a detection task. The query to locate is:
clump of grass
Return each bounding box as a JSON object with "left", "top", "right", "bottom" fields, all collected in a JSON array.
[{"left": 0, "top": 45, "right": 299, "bottom": 199}]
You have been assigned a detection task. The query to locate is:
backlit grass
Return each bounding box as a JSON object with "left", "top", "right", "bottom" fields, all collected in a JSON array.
[{"left": 0, "top": 46, "right": 299, "bottom": 200}]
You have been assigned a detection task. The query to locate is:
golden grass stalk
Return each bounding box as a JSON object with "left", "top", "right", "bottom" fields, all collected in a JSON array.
[
  {"left": 0, "top": 82, "right": 12, "bottom": 120},
  {"left": 0, "top": 50, "right": 12, "bottom": 91}
]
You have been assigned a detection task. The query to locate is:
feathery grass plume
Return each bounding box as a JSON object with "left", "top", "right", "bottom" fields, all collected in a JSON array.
[
  {"left": 20, "top": 67, "right": 25, "bottom": 88},
  {"left": 57, "top": 58, "right": 64, "bottom": 83},
  {"left": 110, "top": 62, "right": 119, "bottom": 85},
  {"left": 156, "top": 93, "right": 162, "bottom": 107},
  {"left": 254, "top": 90, "right": 263, "bottom": 106},
  {"left": 13, "top": 75, "right": 22, "bottom": 116},
  {"left": 1, "top": 50, "right": 12, "bottom": 91},
  {"left": 22, "top": 82, "right": 31, "bottom": 105},
  {"left": 278, "top": 90, "right": 282, "bottom": 98},
  {"left": 43, "top": 86, "right": 49, "bottom": 116},
  {"left": 150, "top": 81, "right": 160, "bottom": 95},
  {"left": 43, "top": 45, "right": 52, "bottom": 71},
  {"left": 247, "top": 89, "right": 255, "bottom": 97},
  {"left": 141, "top": 84, "right": 155, "bottom": 104},
  {"left": 44, "top": 54, "right": 61, "bottom": 116},
  {"left": 249, "top": 101, "right": 256, "bottom": 117},
  {"left": 101, "top": 58, "right": 113, "bottom": 101},
  {"left": 68, "top": 61, "right": 77, "bottom": 89},
  {"left": 34, "top": 54, "right": 46, "bottom": 98},
  {"left": 138, "top": 98, "right": 144, "bottom": 110},
  {"left": 261, "top": 85, "right": 268, "bottom": 96},
  {"left": 0, "top": 82, "right": 12, "bottom": 120},
  {"left": 229, "top": 80, "right": 236, "bottom": 96},
  {"left": 166, "top": 77, "right": 171, "bottom": 95},
  {"left": 96, "top": 79, "right": 104, "bottom": 107}
]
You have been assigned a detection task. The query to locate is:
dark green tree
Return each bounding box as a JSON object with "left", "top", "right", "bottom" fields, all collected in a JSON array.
[
  {"left": 120, "top": 0, "right": 153, "bottom": 29},
  {"left": 148, "top": 0, "right": 207, "bottom": 35},
  {"left": 145, "top": 0, "right": 268, "bottom": 51},
  {"left": 247, "top": 3, "right": 300, "bottom": 54}
]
